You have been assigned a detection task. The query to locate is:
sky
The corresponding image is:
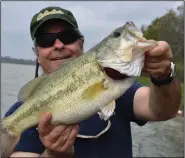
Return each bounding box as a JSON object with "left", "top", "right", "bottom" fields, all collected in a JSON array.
[{"left": 1, "top": 1, "right": 183, "bottom": 60}]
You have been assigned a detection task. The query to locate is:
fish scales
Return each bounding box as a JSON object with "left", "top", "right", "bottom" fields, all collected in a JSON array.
[{"left": 4, "top": 52, "right": 106, "bottom": 132}]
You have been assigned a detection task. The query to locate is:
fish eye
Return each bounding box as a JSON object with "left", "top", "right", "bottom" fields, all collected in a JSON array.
[{"left": 113, "top": 32, "right": 121, "bottom": 38}]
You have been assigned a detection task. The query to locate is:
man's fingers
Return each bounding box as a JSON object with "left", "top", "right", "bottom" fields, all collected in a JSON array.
[
  {"left": 60, "top": 124, "right": 79, "bottom": 151},
  {"left": 47, "top": 125, "right": 68, "bottom": 144},
  {"left": 145, "top": 55, "right": 166, "bottom": 63},
  {"left": 54, "top": 125, "right": 74, "bottom": 149},
  {"left": 145, "top": 41, "right": 171, "bottom": 58},
  {"left": 49, "top": 125, "right": 70, "bottom": 147},
  {"left": 38, "top": 112, "right": 53, "bottom": 137},
  {"left": 143, "top": 68, "right": 170, "bottom": 78},
  {"left": 144, "top": 60, "right": 170, "bottom": 70}
]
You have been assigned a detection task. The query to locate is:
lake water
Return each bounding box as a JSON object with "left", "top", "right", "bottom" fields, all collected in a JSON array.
[{"left": 1, "top": 63, "right": 184, "bottom": 157}]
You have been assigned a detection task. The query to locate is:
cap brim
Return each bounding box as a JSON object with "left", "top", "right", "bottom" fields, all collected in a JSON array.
[{"left": 32, "top": 15, "right": 76, "bottom": 39}]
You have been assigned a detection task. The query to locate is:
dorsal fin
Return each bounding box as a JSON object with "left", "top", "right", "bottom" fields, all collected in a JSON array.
[{"left": 17, "top": 75, "right": 47, "bottom": 102}]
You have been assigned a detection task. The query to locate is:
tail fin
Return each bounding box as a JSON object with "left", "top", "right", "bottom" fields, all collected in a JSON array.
[{"left": 0, "top": 120, "right": 20, "bottom": 157}]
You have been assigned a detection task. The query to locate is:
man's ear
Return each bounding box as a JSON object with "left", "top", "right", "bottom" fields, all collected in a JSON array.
[
  {"left": 80, "top": 39, "right": 84, "bottom": 49},
  {"left": 32, "top": 46, "right": 39, "bottom": 56}
]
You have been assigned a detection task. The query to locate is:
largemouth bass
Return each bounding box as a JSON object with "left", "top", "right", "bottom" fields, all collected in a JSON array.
[{"left": 0, "top": 22, "right": 158, "bottom": 157}]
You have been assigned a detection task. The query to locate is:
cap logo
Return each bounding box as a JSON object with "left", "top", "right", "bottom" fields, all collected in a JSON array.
[{"left": 37, "top": 9, "right": 64, "bottom": 21}]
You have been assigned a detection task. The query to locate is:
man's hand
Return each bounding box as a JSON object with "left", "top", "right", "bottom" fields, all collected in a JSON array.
[
  {"left": 143, "top": 41, "right": 172, "bottom": 78},
  {"left": 38, "top": 112, "right": 79, "bottom": 158},
  {"left": 134, "top": 41, "right": 181, "bottom": 121}
]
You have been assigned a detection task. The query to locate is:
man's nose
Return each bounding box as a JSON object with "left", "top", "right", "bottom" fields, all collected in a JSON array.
[{"left": 53, "top": 39, "right": 64, "bottom": 49}]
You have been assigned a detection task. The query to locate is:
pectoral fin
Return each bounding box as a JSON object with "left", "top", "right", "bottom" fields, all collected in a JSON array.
[
  {"left": 81, "top": 80, "right": 106, "bottom": 100},
  {"left": 98, "top": 100, "right": 116, "bottom": 121},
  {"left": 17, "top": 75, "right": 47, "bottom": 102}
]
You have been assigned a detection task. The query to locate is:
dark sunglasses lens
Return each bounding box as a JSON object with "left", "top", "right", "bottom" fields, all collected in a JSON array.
[
  {"left": 36, "top": 34, "right": 56, "bottom": 47},
  {"left": 58, "top": 29, "right": 81, "bottom": 44}
]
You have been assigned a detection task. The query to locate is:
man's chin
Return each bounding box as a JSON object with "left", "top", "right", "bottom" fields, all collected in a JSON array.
[{"left": 49, "top": 60, "right": 63, "bottom": 72}]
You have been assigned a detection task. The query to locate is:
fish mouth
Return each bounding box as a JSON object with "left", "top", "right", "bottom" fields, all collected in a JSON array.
[{"left": 104, "top": 67, "right": 129, "bottom": 80}]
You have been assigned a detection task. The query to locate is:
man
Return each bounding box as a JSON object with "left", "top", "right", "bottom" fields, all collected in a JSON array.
[{"left": 5, "top": 6, "right": 181, "bottom": 158}]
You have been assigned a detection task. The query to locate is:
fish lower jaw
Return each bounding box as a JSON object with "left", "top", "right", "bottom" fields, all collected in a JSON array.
[{"left": 104, "top": 67, "right": 130, "bottom": 80}]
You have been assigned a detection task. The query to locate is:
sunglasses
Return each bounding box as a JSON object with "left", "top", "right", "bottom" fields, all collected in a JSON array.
[{"left": 34, "top": 28, "right": 83, "bottom": 48}]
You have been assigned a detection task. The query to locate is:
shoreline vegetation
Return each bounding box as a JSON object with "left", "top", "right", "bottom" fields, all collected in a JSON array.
[{"left": 1, "top": 56, "right": 36, "bottom": 66}]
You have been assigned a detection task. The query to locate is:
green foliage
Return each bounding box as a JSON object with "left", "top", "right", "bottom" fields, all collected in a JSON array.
[
  {"left": 141, "top": 3, "right": 184, "bottom": 82},
  {"left": 174, "top": 60, "right": 184, "bottom": 82},
  {"left": 180, "top": 83, "right": 184, "bottom": 110},
  {"left": 136, "top": 76, "right": 151, "bottom": 86},
  {"left": 143, "top": 18, "right": 161, "bottom": 40}
]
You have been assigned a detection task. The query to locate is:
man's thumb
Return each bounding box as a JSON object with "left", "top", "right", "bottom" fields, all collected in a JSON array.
[
  {"left": 41, "top": 112, "right": 51, "bottom": 122},
  {"left": 38, "top": 112, "right": 52, "bottom": 136}
]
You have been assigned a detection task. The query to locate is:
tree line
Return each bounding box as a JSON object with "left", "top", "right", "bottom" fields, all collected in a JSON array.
[
  {"left": 1, "top": 56, "right": 36, "bottom": 66},
  {"left": 141, "top": 3, "right": 184, "bottom": 82}
]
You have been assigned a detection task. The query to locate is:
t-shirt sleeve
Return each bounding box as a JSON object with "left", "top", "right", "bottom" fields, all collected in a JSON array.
[
  {"left": 116, "top": 81, "right": 147, "bottom": 126},
  {"left": 4, "top": 101, "right": 24, "bottom": 117},
  {"left": 4, "top": 101, "right": 45, "bottom": 154}
]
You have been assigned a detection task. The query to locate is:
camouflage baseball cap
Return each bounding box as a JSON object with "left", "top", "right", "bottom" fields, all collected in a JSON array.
[{"left": 30, "top": 6, "right": 79, "bottom": 40}]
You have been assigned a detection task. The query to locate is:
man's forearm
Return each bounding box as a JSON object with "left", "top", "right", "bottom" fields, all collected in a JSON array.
[{"left": 149, "top": 77, "right": 182, "bottom": 120}]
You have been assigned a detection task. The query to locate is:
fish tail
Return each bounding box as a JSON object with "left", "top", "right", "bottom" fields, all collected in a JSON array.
[{"left": 0, "top": 120, "right": 20, "bottom": 157}]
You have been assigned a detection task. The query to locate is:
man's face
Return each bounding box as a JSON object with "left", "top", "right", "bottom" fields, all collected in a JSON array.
[{"left": 35, "top": 20, "right": 84, "bottom": 74}]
